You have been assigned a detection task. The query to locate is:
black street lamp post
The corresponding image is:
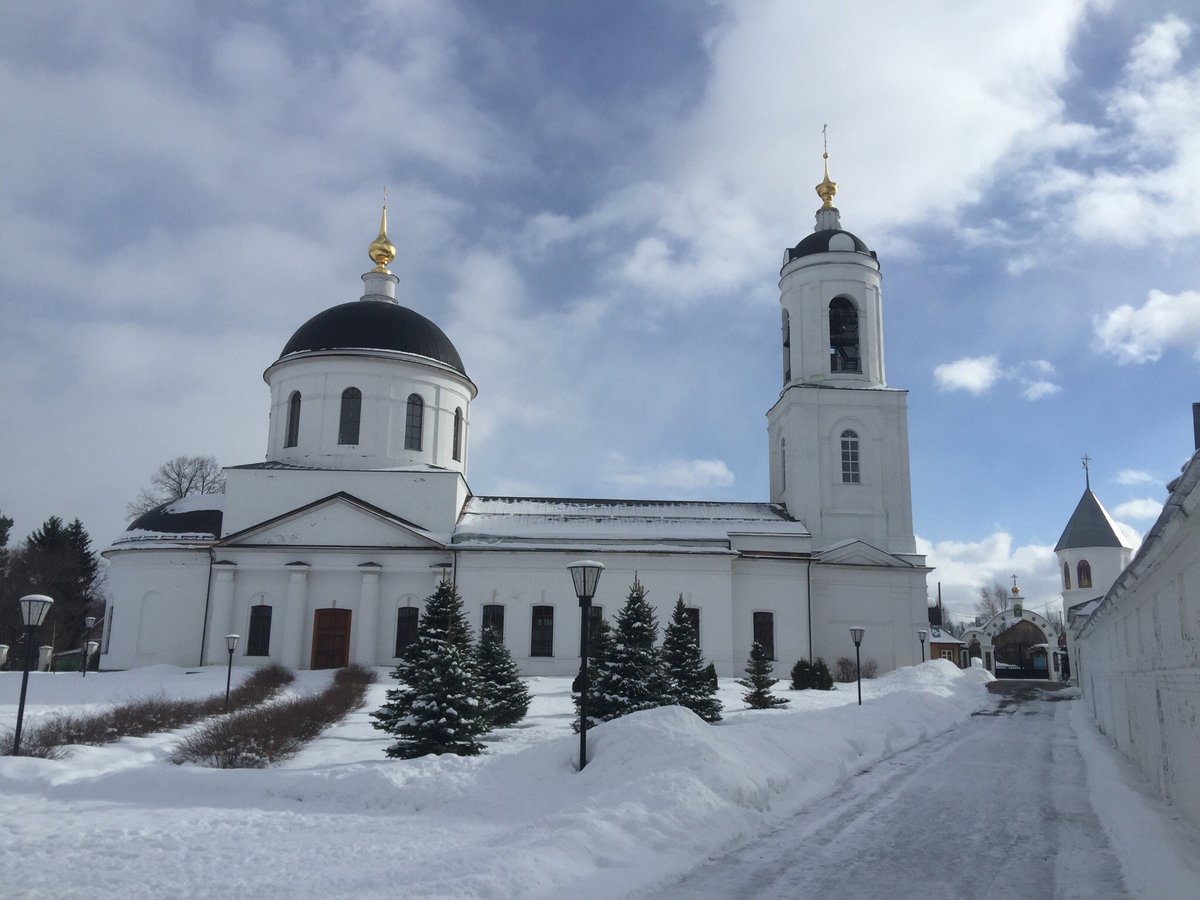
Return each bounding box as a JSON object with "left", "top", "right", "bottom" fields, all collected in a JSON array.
[
  {"left": 81, "top": 616, "right": 96, "bottom": 677},
  {"left": 849, "top": 626, "right": 865, "bottom": 706},
  {"left": 12, "top": 594, "right": 54, "bottom": 756},
  {"left": 917, "top": 628, "right": 928, "bottom": 663},
  {"left": 224, "top": 634, "right": 240, "bottom": 709},
  {"left": 567, "top": 560, "right": 604, "bottom": 772}
]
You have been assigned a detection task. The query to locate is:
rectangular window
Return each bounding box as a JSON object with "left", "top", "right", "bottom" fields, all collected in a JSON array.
[
  {"left": 247, "top": 605, "right": 272, "bottom": 656},
  {"left": 753, "top": 611, "right": 775, "bottom": 660},
  {"left": 840, "top": 434, "right": 861, "bottom": 484},
  {"left": 482, "top": 604, "right": 505, "bottom": 640},
  {"left": 685, "top": 607, "right": 701, "bottom": 641},
  {"left": 940, "top": 649, "right": 954, "bottom": 661},
  {"left": 395, "top": 607, "right": 419, "bottom": 656},
  {"left": 531, "top": 605, "right": 554, "bottom": 657},
  {"left": 581, "top": 605, "right": 603, "bottom": 655}
]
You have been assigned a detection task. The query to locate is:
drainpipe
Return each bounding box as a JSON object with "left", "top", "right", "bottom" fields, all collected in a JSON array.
[
  {"left": 806, "top": 557, "right": 813, "bottom": 662},
  {"left": 199, "top": 547, "right": 215, "bottom": 666}
]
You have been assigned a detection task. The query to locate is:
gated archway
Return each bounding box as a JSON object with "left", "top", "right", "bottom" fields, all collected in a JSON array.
[{"left": 960, "top": 604, "right": 1064, "bottom": 682}]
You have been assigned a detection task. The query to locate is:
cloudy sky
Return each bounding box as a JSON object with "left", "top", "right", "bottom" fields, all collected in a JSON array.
[{"left": 3, "top": 0, "right": 1199, "bottom": 625}]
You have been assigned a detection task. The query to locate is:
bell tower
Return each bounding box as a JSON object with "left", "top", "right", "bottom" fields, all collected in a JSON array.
[{"left": 767, "top": 150, "right": 916, "bottom": 554}]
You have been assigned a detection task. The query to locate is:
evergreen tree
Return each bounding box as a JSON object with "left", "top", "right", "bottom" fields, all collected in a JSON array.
[
  {"left": 661, "top": 596, "right": 722, "bottom": 722},
  {"left": 476, "top": 626, "right": 531, "bottom": 729},
  {"left": 370, "top": 579, "right": 486, "bottom": 758},
  {"left": 737, "top": 641, "right": 790, "bottom": 709},
  {"left": 704, "top": 662, "right": 719, "bottom": 693},
  {"left": 573, "top": 615, "right": 619, "bottom": 732},
  {"left": 790, "top": 658, "right": 813, "bottom": 690},
  {"left": 589, "top": 579, "right": 668, "bottom": 721},
  {"left": 812, "top": 657, "right": 834, "bottom": 691}
]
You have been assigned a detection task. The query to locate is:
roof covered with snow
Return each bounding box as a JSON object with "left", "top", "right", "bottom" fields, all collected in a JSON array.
[
  {"left": 112, "top": 493, "right": 226, "bottom": 546},
  {"left": 453, "top": 496, "right": 808, "bottom": 551}
]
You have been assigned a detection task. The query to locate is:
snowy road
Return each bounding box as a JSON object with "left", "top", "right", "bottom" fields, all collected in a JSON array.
[{"left": 650, "top": 683, "right": 1128, "bottom": 899}]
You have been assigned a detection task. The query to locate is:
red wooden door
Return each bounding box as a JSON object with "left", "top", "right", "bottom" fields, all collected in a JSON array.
[{"left": 311, "top": 608, "right": 351, "bottom": 669}]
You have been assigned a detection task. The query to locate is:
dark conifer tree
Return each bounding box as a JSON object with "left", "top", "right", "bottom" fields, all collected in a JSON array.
[
  {"left": 704, "top": 662, "right": 719, "bottom": 693},
  {"left": 476, "top": 626, "right": 531, "bottom": 729},
  {"left": 811, "top": 657, "right": 834, "bottom": 690},
  {"left": 661, "top": 596, "right": 722, "bottom": 722},
  {"left": 371, "top": 579, "right": 486, "bottom": 758},
  {"left": 790, "top": 658, "right": 813, "bottom": 690},
  {"left": 590, "top": 579, "right": 668, "bottom": 720},
  {"left": 573, "top": 615, "right": 619, "bottom": 732},
  {"left": 738, "top": 641, "right": 790, "bottom": 709}
]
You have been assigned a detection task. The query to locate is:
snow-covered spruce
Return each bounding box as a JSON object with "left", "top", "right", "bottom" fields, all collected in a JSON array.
[
  {"left": 789, "top": 657, "right": 833, "bottom": 691},
  {"left": 662, "top": 595, "right": 722, "bottom": 722},
  {"left": 572, "top": 614, "right": 618, "bottom": 732},
  {"left": 589, "top": 579, "right": 670, "bottom": 722},
  {"left": 738, "top": 641, "right": 789, "bottom": 709},
  {"left": 371, "top": 578, "right": 487, "bottom": 758},
  {"left": 476, "top": 626, "right": 531, "bottom": 729}
]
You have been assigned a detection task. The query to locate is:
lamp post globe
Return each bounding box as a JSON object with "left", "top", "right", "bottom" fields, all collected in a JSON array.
[
  {"left": 849, "top": 626, "right": 866, "bottom": 707},
  {"left": 12, "top": 594, "right": 54, "bottom": 756},
  {"left": 80, "top": 616, "right": 98, "bottom": 677},
  {"left": 224, "top": 634, "right": 240, "bottom": 709},
  {"left": 566, "top": 560, "right": 604, "bottom": 772},
  {"left": 917, "top": 628, "right": 928, "bottom": 663}
]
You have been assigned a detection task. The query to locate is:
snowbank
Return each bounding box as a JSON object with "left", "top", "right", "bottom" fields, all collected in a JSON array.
[{"left": 0, "top": 660, "right": 991, "bottom": 899}]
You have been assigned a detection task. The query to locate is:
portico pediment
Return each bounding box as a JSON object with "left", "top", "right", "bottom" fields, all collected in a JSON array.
[
  {"left": 812, "top": 539, "right": 912, "bottom": 568},
  {"left": 217, "top": 492, "right": 444, "bottom": 550}
]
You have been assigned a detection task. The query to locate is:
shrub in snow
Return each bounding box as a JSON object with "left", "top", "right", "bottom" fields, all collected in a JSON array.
[
  {"left": 704, "top": 662, "right": 718, "bottom": 692},
  {"left": 371, "top": 578, "right": 488, "bottom": 758},
  {"left": 174, "top": 664, "right": 376, "bottom": 768},
  {"left": 834, "top": 656, "right": 876, "bottom": 682},
  {"left": 738, "top": 641, "right": 790, "bottom": 709},
  {"left": 661, "top": 596, "right": 722, "bottom": 722},
  {"left": 476, "top": 626, "right": 531, "bottom": 729},
  {"left": 811, "top": 657, "right": 834, "bottom": 690},
  {"left": 573, "top": 614, "right": 619, "bottom": 732},
  {"left": 589, "top": 579, "right": 669, "bottom": 723},
  {"left": 790, "top": 658, "right": 812, "bottom": 690},
  {"left": 2, "top": 663, "right": 295, "bottom": 757},
  {"left": 861, "top": 658, "right": 879, "bottom": 679}
]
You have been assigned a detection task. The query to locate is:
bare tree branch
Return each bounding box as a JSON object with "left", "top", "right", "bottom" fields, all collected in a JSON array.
[{"left": 127, "top": 455, "right": 225, "bottom": 519}]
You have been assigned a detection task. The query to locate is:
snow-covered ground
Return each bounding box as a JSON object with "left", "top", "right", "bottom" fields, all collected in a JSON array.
[{"left": 0, "top": 662, "right": 1195, "bottom": 898}]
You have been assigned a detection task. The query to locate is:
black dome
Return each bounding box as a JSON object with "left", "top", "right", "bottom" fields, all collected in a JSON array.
[
  {"left": 279, "top": 300, "right": 467, "bottom": 375},
  {"left": 786, "top": 229, "right": 876, "bottom": 264}
]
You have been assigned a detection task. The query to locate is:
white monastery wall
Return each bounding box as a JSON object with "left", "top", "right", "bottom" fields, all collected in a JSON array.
[
  {"left": 809, "top": 565, "right": 927, "bottom": 671},
  {"left": 1076, "top": 460, "right": 1200, "bottom": 831},
  {"left": 103, "top": 549, "right": 212, "bottom": 668}
]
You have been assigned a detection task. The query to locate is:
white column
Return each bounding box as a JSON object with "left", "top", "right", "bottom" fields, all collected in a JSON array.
[
  {"left": 206, "top": 563, "right": 237, "bottom": 665},
  {"left": 357, "top": 565, "right": 381, "bottom": 666},
  {"left": 281, "top": 564, "right": 310, "bottom": 670}
]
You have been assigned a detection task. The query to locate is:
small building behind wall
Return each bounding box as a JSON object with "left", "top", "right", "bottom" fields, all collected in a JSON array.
[{"left": 1074, "top": 440, "right": 1200, "bottom": 832}]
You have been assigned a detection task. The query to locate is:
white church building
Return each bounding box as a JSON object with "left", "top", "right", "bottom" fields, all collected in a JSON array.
[{"left": 101, "top": 165, "right": 931, "bottom": 676}]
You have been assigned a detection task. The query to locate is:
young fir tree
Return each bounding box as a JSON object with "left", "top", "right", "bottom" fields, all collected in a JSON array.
[
  {"left": 661, "top": 596, "right": 722, "bottom": 722},
  {"left": 371, "top": 579, "right": 487, "bottom": 758},
  {"left": 737, "top": 641, "right": 790, "bottom": 709},
  {"left": 590, "top": 579, "right": 668, "bottom": 721},
  {"left": 476, "top": 626, "right": 531, "bottom": 729},
  {"left": 790, "top": 658, "right": 813, "bottom": 690},
  {"left": 572, "top": 615, "right": 618, "bottom": 733},
  {"left": 812, "top": 657, "right": 835, "bottom": 690}
]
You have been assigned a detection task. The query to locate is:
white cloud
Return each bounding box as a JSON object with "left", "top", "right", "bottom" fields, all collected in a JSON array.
[
  {"left": 1115, "top": 469, "right": 1157, "bottom": 486},
  {"left": 1094, "top": 289, "right": 1200, "bottom": 363},
  {"left": 933, "top": 356, "right": 1002, "bottom": 394},
  {"left": 1022, "top": 380, "right": 1061, "bottom": 400},
  {"left": 1113, "top": 498, "right": 1164, "bottom": 521},
  {"left": 916, "top": 530, "right": 1060, "bottom": 625},
  {"left": 603, "top": 454, "right": 735, "bottom": 494}
]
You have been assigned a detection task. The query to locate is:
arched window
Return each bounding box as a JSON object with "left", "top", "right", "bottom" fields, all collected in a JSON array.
[
  {"left": 482, "top": 604, "right": 504, "bottom": 640},
  {"left": 452, "top": 407, "right": 464, "bottom": 462},
  {"left": 247, "top": 604, "right": 272, "bottom": 656},
  {"left": 753, "top": 611, "right": 776, "bottom": 661},
  {"left": 1077, "top": 560, "right": 1092, "bottom": 590},
  {"left": 285, "top": 391, "right": 301, "bottom": 448},
  {"left": 395, "top": 607, "right": 419, "bottom": 656},
  {"left": 829, "top": 297, "right": 861, "bottom": 373},
  {"left": 1063, "top": 562, "right": 1072, "bottom": 590},
  {"left": 782, "top": 308, "right": 791, "bottom": 383},
  {"left": 338, "top": 387, "right": 362, "bottom": 445},
  {"left": 531, "top": 605, "right": 554, "bottom": 657},
  {"left": 840, "top": 430, "right": 861, "bottom": 484},
  {"left": 404, "top": 394, "right": 424, "bottom": 451}
]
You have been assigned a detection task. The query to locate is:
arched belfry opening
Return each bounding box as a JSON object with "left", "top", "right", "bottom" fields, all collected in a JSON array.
[
  {"left": 782, "top": 308, "right": 791, "bottom": 383},
  {"left": 829, "top": 297, "right": 860, "bottom": 373}
]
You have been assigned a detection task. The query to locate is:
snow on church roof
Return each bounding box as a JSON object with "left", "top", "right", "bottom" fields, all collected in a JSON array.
[
  {"left": 111, "top": 493, "right": 226, "bottom": 547},
  {"left": 453, "top": 496, "right": 807, "bottom": 550}
]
